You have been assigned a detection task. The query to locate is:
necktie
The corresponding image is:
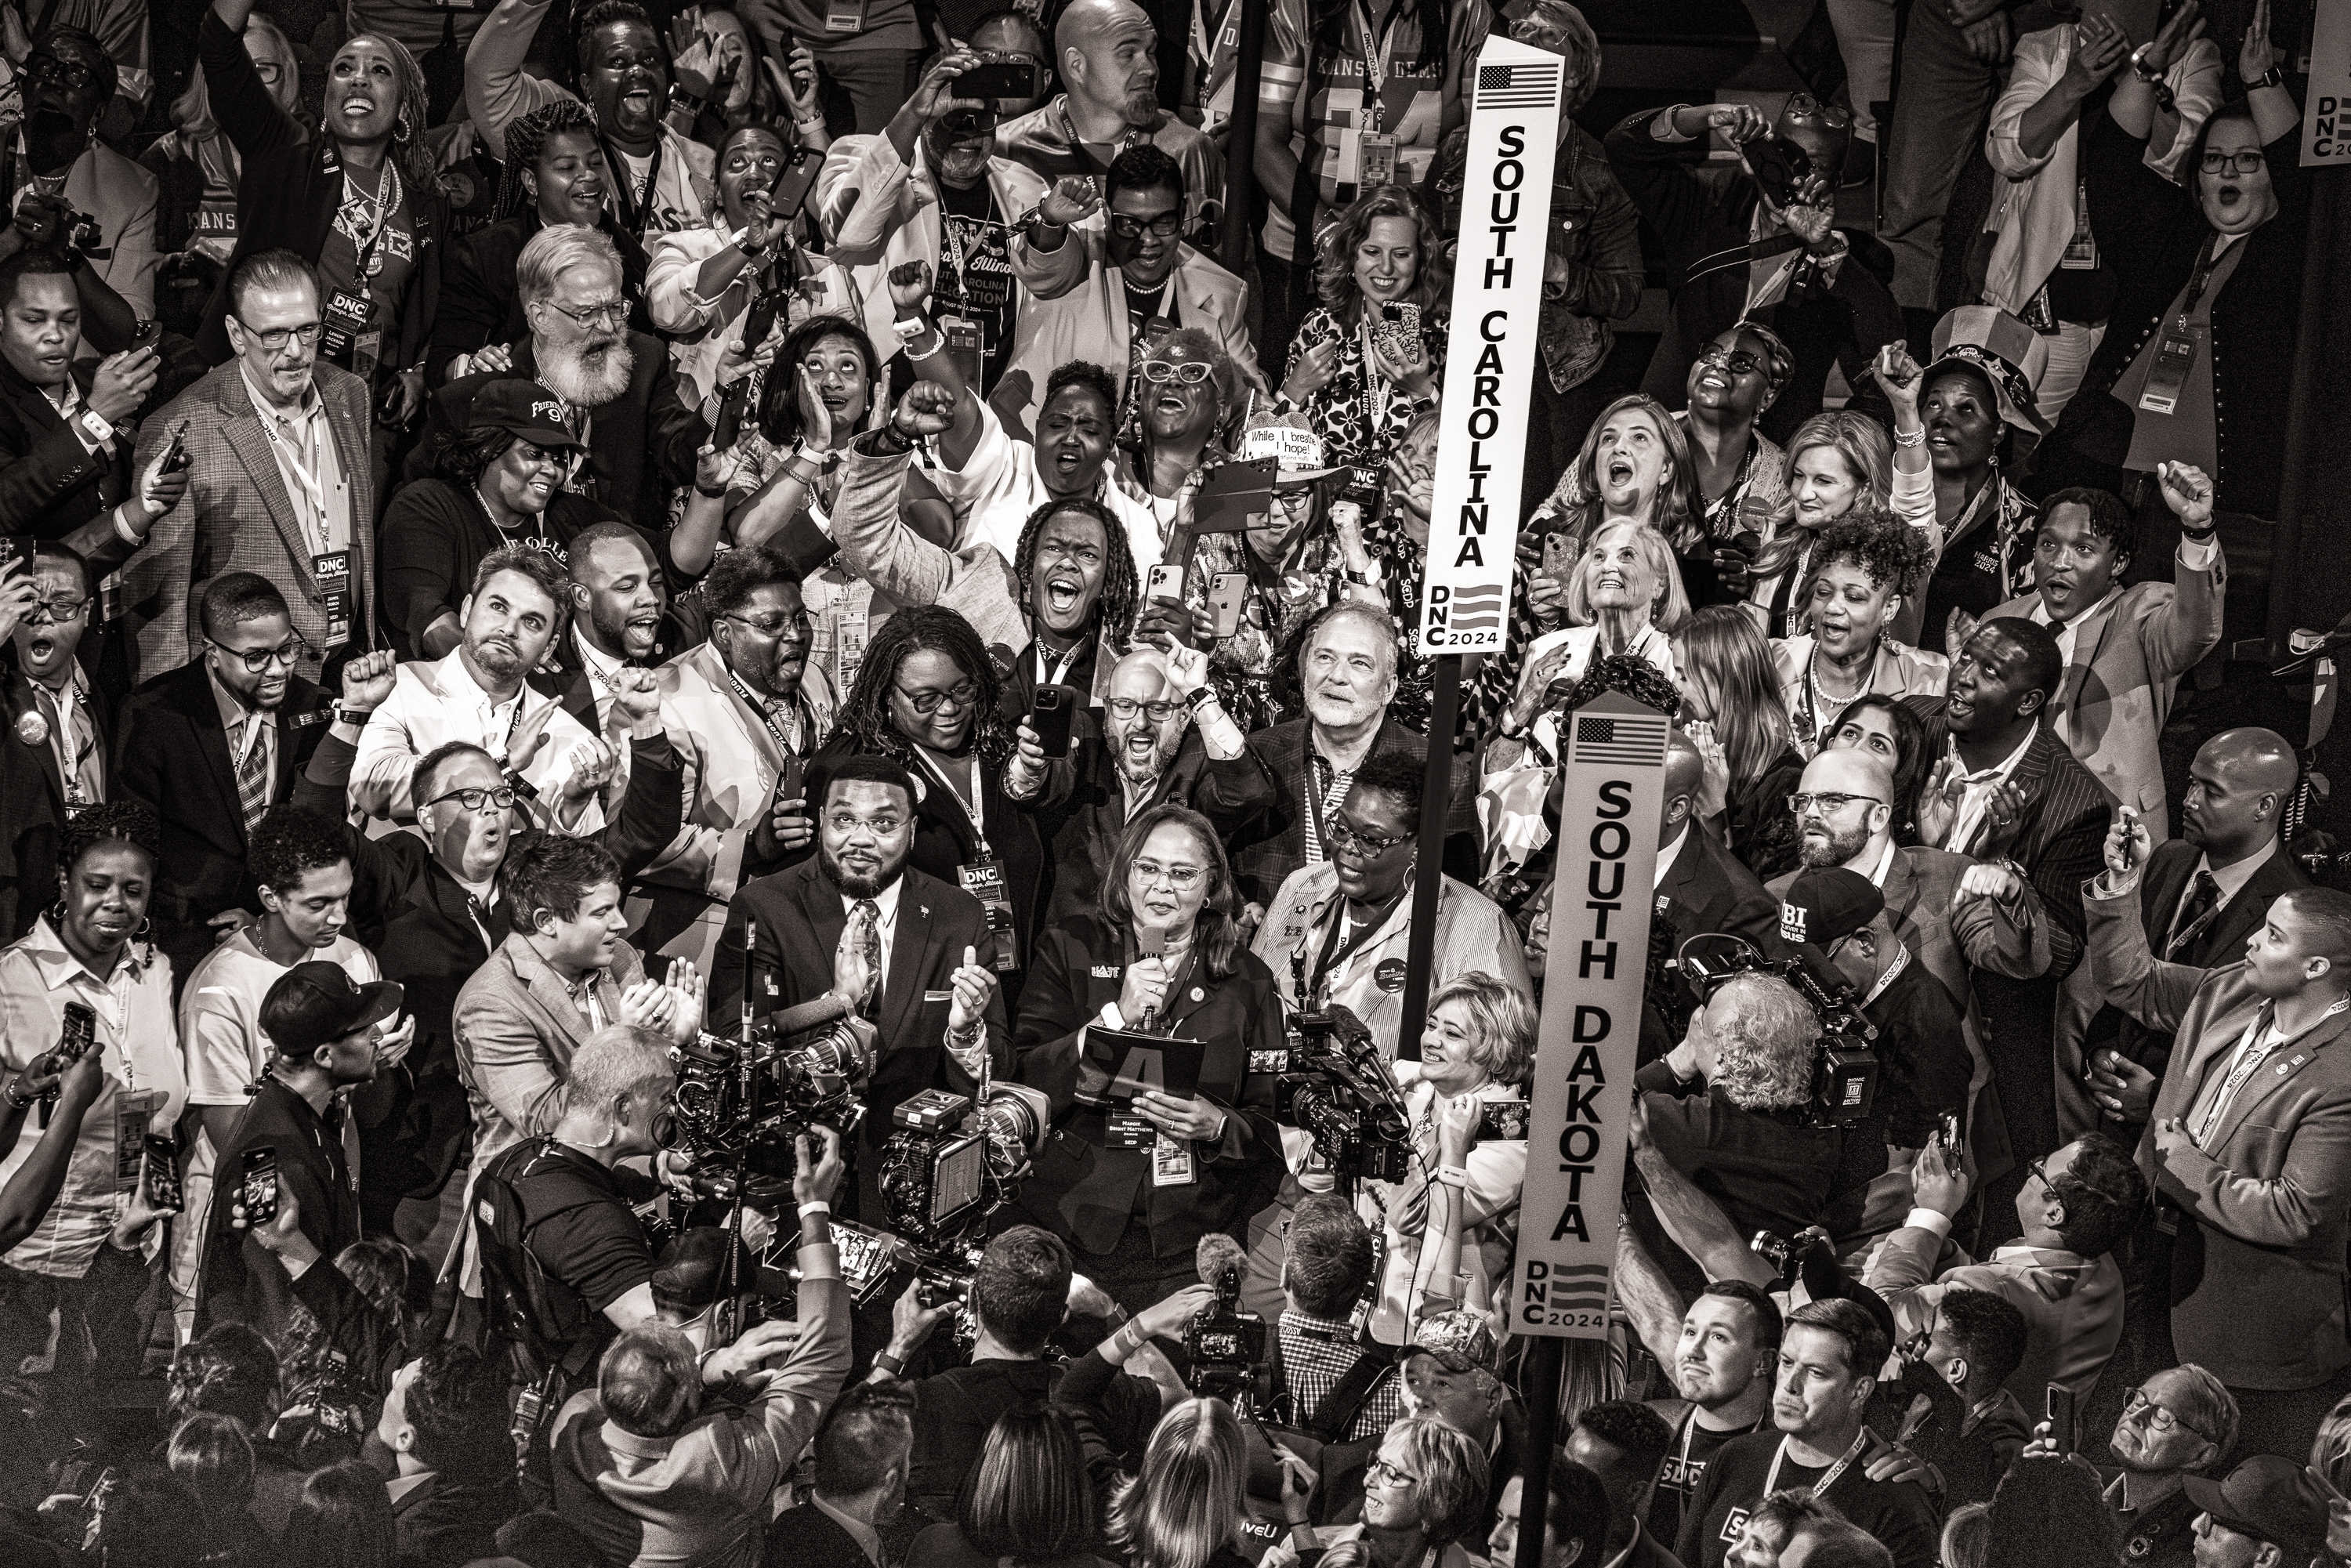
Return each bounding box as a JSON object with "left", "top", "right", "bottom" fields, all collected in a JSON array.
[
  {"left": 234, "top": 715, "right": 270, "bottom": 835},
  {"left": 2169, "top": 871, "right": 2222, "bottom": 961},
  {"left": 35, "top": 685, "right": 92, "bottom": 806},
  {"left": 853, "top": 899, "right": 883, "bottom": 1016}
]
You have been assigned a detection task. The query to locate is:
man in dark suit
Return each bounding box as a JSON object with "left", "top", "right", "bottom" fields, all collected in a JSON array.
[
  {"left": 1230, "top": 603, "right": 1425, "bottom": 910},
  {"left": 765, "top": 1380, "right": 915, "bottom": 1568},
  {"left": 411, "top": 227, "right": 703, "bottom": 536},
  {"left": 376, "top": 1342, "right": 521, "bottom": 1568},
  {"left": 712, "top": 753, "right": 1010, "bottom": 1221},
  {"left": 1910, "top": 617, "right": 2113, "bottom": 1198},
  {"left": 530, "top": 521, "right": 705, "bottom": 736},
  {"left": 114, "top": 573, "right": 335, "bottom": 988},
  {"left": 2088, "top": 876, "right": 2351, "bottom": 1395},
  {"left": 2070, "top": 728, "right": 2306, "bottom": 1142},
  {"left": 1649, "top": 733, "right": 1781, "bottom": 1050},
  {"left": 291, "top": 650, "right": 686, "bottom": 1233},
  {"left": 2, "top": 541, "right": 122, "bottom": 941},
  {"left": 195, "top": 961, "right": 398, "bottom": 1340},
  {"left": 1011, "top": 646, "right": 1273, "bottom": 924}
]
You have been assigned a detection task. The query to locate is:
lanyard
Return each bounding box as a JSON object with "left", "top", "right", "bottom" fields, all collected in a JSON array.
[
  {"left": 1673, "top": 1407, "right": 1765, "bottom": 1476},
  {"left": 1859, "top": 941, "right": 1910, "bottom": 1008},
  {"left": 1306, "top": 745, "right": 1352, "bottom": 862},
  {"left": 605, "top": 133, "right": 665, "bottom": 235},
  {"left": 487, "top": 690, "right": 527, "bottom": 764},
  {"left": 1353, "top": 0, "right": 1397, "bottom": 132},
  {"left": 726, "top": 668, "right": 804, "bottom": 757},
  {"left": 911, "top": 746, "right": 991, "bottom": 854},
  {"left": 338, "top": 159, "right": 402, "bottom": 286},
  {"left": 259, "top": 400, "right": 332, "bottom": 552},
  {"left": 1761, "top": 1429, "right": 1871, "bottom": 1502},
  {"left": 36, "top": 679, "right": 89, "bottom": 803},
  {"left": 1306, "top": 884, "right": 1404, "bottom": 1002},
  {"left": 1035, "top": 636, "right": 1083, "bottom": 688},
  {"left": 1060, "top": 100, "right": 1140, "bottom": 163},
  {"left": 2178, "top": 233, "right": 2222, "bottom": 330}
]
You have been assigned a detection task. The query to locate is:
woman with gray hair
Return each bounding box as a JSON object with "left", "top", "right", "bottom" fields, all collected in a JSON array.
[{"left": 1261, "top": 1414, "right": 1490, "bottom": 1568}]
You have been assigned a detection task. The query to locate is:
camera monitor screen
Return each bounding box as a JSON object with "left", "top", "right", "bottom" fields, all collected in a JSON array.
[{"left": 933, "top": 1133, "right": 985, "bottom": 1225}]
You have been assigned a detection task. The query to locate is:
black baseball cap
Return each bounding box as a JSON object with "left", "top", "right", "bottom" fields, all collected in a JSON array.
[
  {"left": 468, "top": 378, "right": 586, "bottom": 450},
  {"left": 259, "top": 961, "right": 404, "bottom": 1056},
  {"left": 1779, "top": 866, "right": 1885, "bottom": 953},
  {"left": 2179, "top": 1455, "right": 2331, "bottom": 1555}
]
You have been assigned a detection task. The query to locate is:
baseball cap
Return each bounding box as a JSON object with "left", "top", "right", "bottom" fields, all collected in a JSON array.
[
  {"left": 259, "top": 961, "right": 404, "bottom": 1056},
  {"left": 2179, "top": 1455, "right": 2331, "bottom": 1555},
  {"left": 1922, "top": 305, "right": 2051, "bottom": 436},
  {"left": 1779, "top": 867, "right": 1885, "bottom": 953},
  {"left": 1404, "top": 1309, "right": 1498, "bottom": 1375},
  {"left": 467, "top": 378, "right": 587, "bottom": 450}
]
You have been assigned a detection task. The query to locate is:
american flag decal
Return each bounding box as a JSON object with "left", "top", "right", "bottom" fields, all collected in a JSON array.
[
  {"left": 1544, "top": 1262, "right": 1614, "bottom": 1310},
  {"left": 1572, "top": 713, "right": 1669, "bottom": 767},
  {"left": 1446, "top": 584, "right": 1505, "bottom": 632},
  {"left": 1476, "top": 62, "right": 1561, "bottom": 110}
]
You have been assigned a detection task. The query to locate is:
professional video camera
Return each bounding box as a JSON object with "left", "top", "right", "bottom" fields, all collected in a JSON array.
[
  {"left": 1674, "top": 932, "right": 1878, "bottom": 1127},
  {"left": 1184, "top": 1257, "right": 1268, "bottom": 1407},
  {"left": 1264, "top": 963, "right": 1411, "bottom": 1190},
  {"left": 656, "top": 1001, "right": 877, "bottom": 1205},
  {"left": 876, "top": 1079, "right": 1052, "bottom": 1315}
]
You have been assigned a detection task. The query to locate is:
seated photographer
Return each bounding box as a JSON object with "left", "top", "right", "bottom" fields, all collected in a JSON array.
[
  {"left": 1861, "top": 1132, "right": 2139, "bottom": 1408},
  {"left": 1263, "top": 1411, "right": 1491, "bottom": 1568},
  {"left": 871, "top": 1224, "right": 1165, "bottom": 1523},
  {"left": 710, "top": 753, "right": 1010, "bottom": 1222},
  {"left": 1630, "top": 970, "right": 1843, "bottom": 1295},
  {"left": 546, "top": 1114, "right": 850, "bottom": 1568},
  {"left": 1009, "top": 801, "right": 1284, "bottom": 1312},
  {"left": 1361, "top": 972, "right": 1532, "bottom": 1345}
]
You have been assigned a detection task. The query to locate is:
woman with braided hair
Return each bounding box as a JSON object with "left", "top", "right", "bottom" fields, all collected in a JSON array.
[
  {"left": 426, "top": 99, "right": 651, "bottom": 386},
  {"left": 816, "top": 605, "right": 1048, "bottom": 983},
  {"left": 195, "top": 0, "right": 448, "bottom": 442},
  {"left": 0, "top": 800, "right": 186, "bottom": 1385}
]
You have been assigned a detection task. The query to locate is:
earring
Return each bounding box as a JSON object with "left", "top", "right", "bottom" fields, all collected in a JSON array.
[
  {"left": 394, "top": 114, "right": 412, "bottom": 144},
  {"left": 136, "top": 915, "right": 150, "bottom": 938}
]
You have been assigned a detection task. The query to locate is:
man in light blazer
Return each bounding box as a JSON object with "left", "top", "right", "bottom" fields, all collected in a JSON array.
[
  {"left": 2085, "top": 840, "right": 2351, "bottom": 1393},
  {"left": 1002, "top": 144, "right": 1263, "bottom": 440},
  {"left": 122, "top": 249, "right": 375, "bottom": 688},
  {"left": 1983, "top": 474, "right": 2223, "bottom": 841}
]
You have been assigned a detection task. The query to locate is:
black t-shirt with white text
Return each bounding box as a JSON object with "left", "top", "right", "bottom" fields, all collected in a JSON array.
[
  {"left": 1675, "top": 1429, "right": 1940, "bottom": 1568},
  {"left": 1646, "top": 1407, "right": 1765, "bottom": 1548}
]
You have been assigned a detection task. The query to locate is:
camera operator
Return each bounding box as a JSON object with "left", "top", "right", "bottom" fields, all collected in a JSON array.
[
  {"left": 0, "top": 27, "right": 160, "bottom": 321},
  {"left": 1363, "top": 972, "right": 1532, "bottom": 1345},
  {"left": 1010, "top": 802, "right": 1284, "bottom": 1312},
  {"left": 1630, "top": 969, "right": 1842, "bottom": 1295},
  {"left": 869, "top": 1223, "right": 1166, "bottom": 1523},
  {"left": 1263, "top": 1196, "right": 1405, "bottom": 1444}
]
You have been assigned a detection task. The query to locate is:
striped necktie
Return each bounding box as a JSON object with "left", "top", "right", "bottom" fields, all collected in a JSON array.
[{"left": 234, "top": 715, "right": 270, "bottom": 835}]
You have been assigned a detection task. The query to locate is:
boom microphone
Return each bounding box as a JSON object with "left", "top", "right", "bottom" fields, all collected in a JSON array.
[
  {"left": 770, "top": 989, "right": 857, "bottom": 1037},
  {"left": 1196, "top": 1232, "right": 1247, "bottom": 1288}
]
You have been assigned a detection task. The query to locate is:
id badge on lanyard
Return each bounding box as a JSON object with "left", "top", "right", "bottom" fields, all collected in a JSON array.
[
  {"left": 958, "top": 856, "right": 1019, "bottom": 972},
  {"left": 313, "top": 549, "right": 353, "bottom": 648},
  {"left": 824, "top": 0, "right": 865, "bottom": 31},
  {"left": 321, "top": 286, "right": 381, "bottom": 380},
  {"left": 2138, "top": 324, "right": 2200, "bottom": 417},
  {"left": 944, "top": 319, "right": 984, "bottom": 389},
  {"left": 114, "top": 1088, "right": 161, "bottom": 1189}
]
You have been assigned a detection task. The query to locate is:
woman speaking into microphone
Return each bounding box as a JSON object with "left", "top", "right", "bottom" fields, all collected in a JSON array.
[{"left": 1012, "top": 804, "right": 1285, "bottom": 1313}]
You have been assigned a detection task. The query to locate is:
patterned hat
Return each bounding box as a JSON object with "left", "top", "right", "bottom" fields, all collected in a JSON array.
[
  {"left": 1924, "top": 305, "right": 2051, "bottom": 436},
  {"left": 1405, "top": 1309, "right": 1499, "bottom": 1374}
]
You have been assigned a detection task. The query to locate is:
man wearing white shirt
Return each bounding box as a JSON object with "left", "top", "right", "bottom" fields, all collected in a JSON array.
[
  {"left": 352, "top": 545, "right": 612, "bottom": 832},
  {"left": 1985, "top": 473, "right": 2223, "bottom": 839}
]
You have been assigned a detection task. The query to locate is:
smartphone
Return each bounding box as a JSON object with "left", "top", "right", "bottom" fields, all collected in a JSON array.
[
  {"left": 1936, "top": 1109, "right": 1962, "bottom": 1153},
  {"left": 769, "top": 145, "right": 823, "bottom": 219},
  {"left": 1473, "top": 1100, "right": 1531, "bottom": 1143},
  {"left": 239, "top": 1146, "right": 279, "bottom": 1227},
  {"left": 1031, "top": 683, "right": 1078, "bottom": 759},
  {"left": 158, "top": 419, "right": 192, "bottom": 474},
  {"left": 128, "top": 319, "right": 161, "bottom": 353},
  {"left": 0, "top": 534, "right": 31, "bottom": 575},
  {"left": 56, "top": 1001, "right": 96, "bottom": 1064},
  {"left": 741, "top": 286, "right": 785, "bottom": 355},
  {"left": 712, "top": 379, "right": 752, "bottom": 451},
  {"left": 143, "top": 1135, "right": 180, "bottom": 1211},
  {"left": 1741, "top": 134, "right": 1814, "bottom": 209},
  {"left": 957, "top": 58, "right": 1041, "bottom": 100},
  {"left": 1145, "top": 563, "right": 1183, "bottom": 603},
  {"left": 1209, "top": 571, "right": 1248, "bottom": 638},
  {"left": 777, "top": 752, "right": 806, "bottom": 810},
  {"left": 2047, "top": 1385, "right": 2078, "bottom": 1455}
]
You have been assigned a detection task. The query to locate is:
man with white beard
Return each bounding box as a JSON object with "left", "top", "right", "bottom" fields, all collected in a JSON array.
[
  {"left": 414, "top": 224, "right": 705, "bottom": 534},
  {"left": 1004, "top": 644, "right": 1270, "bottom": 923}
]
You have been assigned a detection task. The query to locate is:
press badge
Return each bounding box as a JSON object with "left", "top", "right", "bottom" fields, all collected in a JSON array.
[
  {"left": 823, "top": 0, "right": 864, "bottom": 32},
  {"left": 1358, "top": 132, "right": 1398, "bottom": 188},
  {"left": 313, "top": 550, "right": 353, "bottom": 647},
  {"left": 114, "top": 1088, "right": 161, "bottom": 1189},
  {"left": 1151, "top": 1132, "right": 1197, "bottom": 1186},
  {"left": 2137, "top": 328, "right": 2199, "bottom": 417},
  {"left": 1107, "top": 1112, "right": 1157, "bottom": 1150},
  {"left": 957, "top": 857, "right": 1020, "bottom": 971}
]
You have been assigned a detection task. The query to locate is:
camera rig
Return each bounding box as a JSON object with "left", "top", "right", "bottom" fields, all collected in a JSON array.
[
  {"left": 1184, "top": 1258, "right": 1270, "bottom": 1408},
  {"left": 1673, "top": 932, "right": 1878, "bottom": 1127},
  {"left": 876, "top": 1079, "right": 1051, "bottom": 1323},
  {"left": 1262, "top": 955, "right": 1414, "bottom": 1194},
  {"left": 657, "top": 1015, "right": 876, "bottom": 1208}
]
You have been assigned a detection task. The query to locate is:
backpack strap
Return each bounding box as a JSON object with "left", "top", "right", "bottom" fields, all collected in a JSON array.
[{"left": 1305, "top": 1340, "right": 1397, "bottom": 1445}]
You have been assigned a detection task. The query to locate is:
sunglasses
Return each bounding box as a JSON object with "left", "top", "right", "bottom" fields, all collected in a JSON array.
[
  {"left": 1698, "top": 344, "right": 1766, "bottom": 376},
  {"left": 1783, "top": 92, "right": 1852, "bottom": 129}
]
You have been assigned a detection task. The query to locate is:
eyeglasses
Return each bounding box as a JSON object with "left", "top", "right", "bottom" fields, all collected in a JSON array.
[
  {"left": 1129, "top": 857, "right": 1205, "bottom": 890},
  {"left": 1783, "top": 92, "right": 1853, "bottom": 129},
  {"left": 536, "top": 298, "right": 629, "bottom": 331},
  {"left": 1108, "top": 211, "right": 1183, "bottom": 240},
  {"left": 235, "top": 317, "right": 325, "bottom": 350},
  {"left": 1364, "top": 1458, "right": 1419, "bottom": 1488},
  {"left": 828, "top": 811, "right": 904, "bottom": 834},
  {"left": 423, "top": 784, "right": 520, "bottom": 813},
  {"left": 27, "top": 596, "right": 87, "bottom": 622},
  {"left": 22, "top": 54, "right": 99, "bottom": 90},
  {"left": 2121, "top": 1389, "right": 2212, "bottom": 1441},
  {"left": 209, "top": 636, "right": 310, "bottom": 672},
  {"left": 2200, "top": 150, "right": 2266, "bottom": 176},
  {"left": 719, "top": 610, "right": 810, "bottom": 639},
  {"left": 1698, "top": 343, "right": 1766, "bottom": 376},
  {"left": 1788, "top": 791, "right": 1883, "bottom": 817},
  {"left": 894, "top": 679, "right": 980, "bottom": 715},
  {"left": 2027, "top": 1156, "right": 2050, "bottom": 1190},
  {"left": 1106, "top": 696, "right": 1182, "bottom": 722},
  {"left": 1141, "top": 360, "right": 1213, "bottom": 386},
  {"left": 1328, "top": 820, "right": 1410, "bottom": 856},
  {"left": 252, "top": 60, "right": 286, "bottom": 84}
]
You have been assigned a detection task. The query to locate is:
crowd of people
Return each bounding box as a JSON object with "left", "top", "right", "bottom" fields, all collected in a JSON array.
[{"left": 0, "top": 0, "right": 2330, "bottom": 1562}]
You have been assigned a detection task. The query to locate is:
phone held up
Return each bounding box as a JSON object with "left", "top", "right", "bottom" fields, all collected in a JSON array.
[
  {"left": 1030, "top": 683, "right": 1078, "bottom": 760},
  {"left": 239, "top": 1146, "right": 280, "bottom": 1228}
]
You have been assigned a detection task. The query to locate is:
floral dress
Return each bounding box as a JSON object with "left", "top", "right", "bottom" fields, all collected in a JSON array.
[{"left": 1284, "top": 304, "right": 1447, "bottom": 471}]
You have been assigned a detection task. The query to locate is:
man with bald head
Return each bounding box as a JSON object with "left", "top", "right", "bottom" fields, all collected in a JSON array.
[
  {"left": 1652, "top": 731, "right": 1780, "bottom": 1033},
  {"left": 994, "top": 0, "right": 1224, "bottom": 237},
  {"left": 1005, "top": 642, "right": 1270, "bottom": 923},
  {"left": 1770, "top": 746, "right": 2056, "bottom": 1195},
  {"left": 2072, "top": 727, "right": 2308, "bottom": 1141}
]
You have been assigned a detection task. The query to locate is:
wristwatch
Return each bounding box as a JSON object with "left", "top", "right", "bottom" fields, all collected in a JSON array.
[
  {"left": 77, "top": 408, "right": 112, "bottom": 445},
  {"left": 2251, "top": 63, "right": 2284, "bottom": 89}
]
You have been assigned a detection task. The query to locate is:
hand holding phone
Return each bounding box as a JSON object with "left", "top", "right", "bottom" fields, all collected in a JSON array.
[
  {"left": 237, "top": 1146, "right": 280, "bottom": 1228},
  {"left": 2046, "top": 1385, "right": 2078, "bottom": 1455},
  {"left": 1030, "top": 683, "right": 1078, "bottom": 760},
  {"left": 1209, "top": 572, "right": 1248, "bottom": 639}
]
